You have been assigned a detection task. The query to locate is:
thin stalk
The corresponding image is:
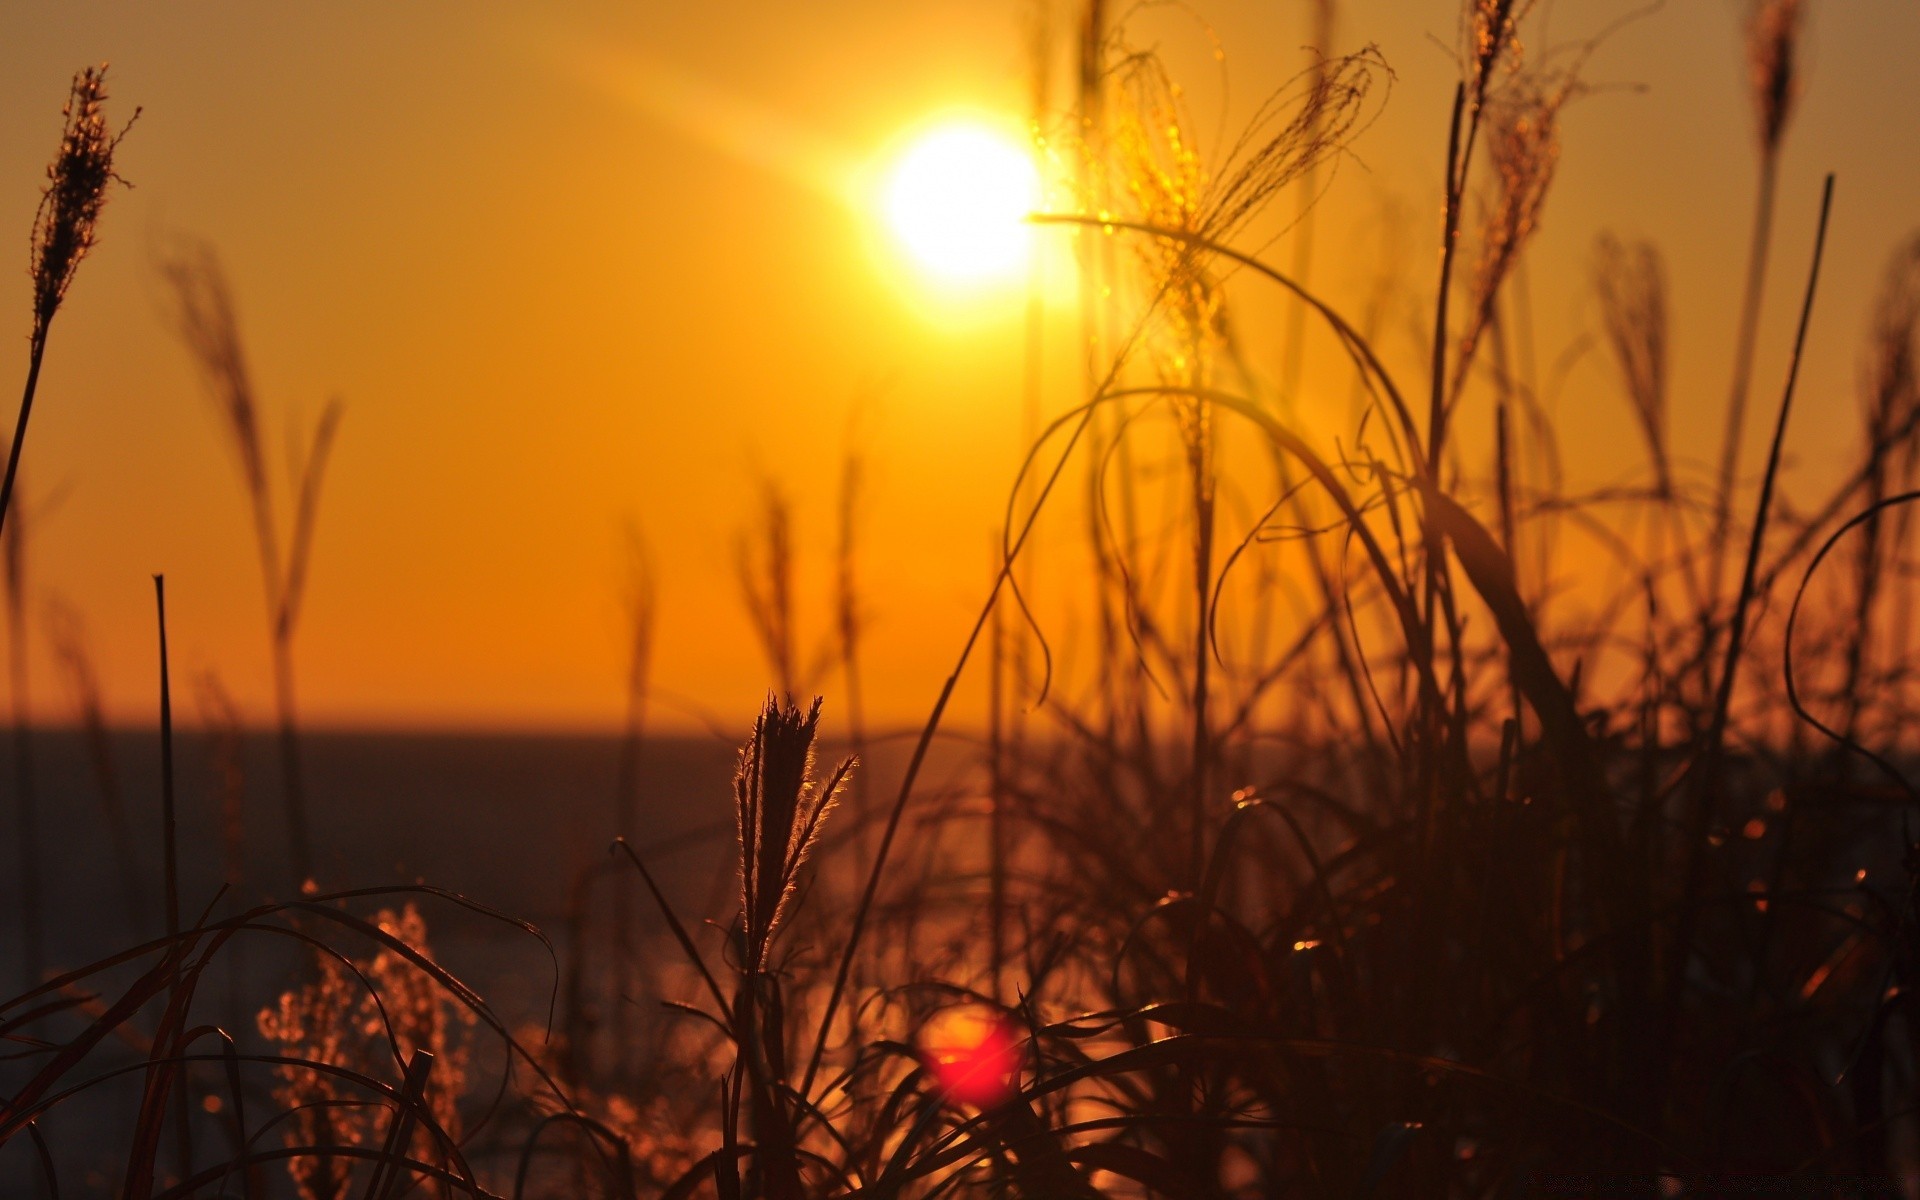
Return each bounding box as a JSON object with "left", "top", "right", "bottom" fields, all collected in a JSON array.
[
  {"left": 156, "top": 576, "right": 180, "bottom": 957},
  {"left": 0, "top": 336, "right": 47, "bottom": 552},
  {"left": 799, "top": 294, "right": 1168, "bottom": 1105},
  {"left": 611, "top": 528, "right": 654, "bottom": 1077},
  {"left": 153, "top": 573, "right": 192, "bottom": 1182},
  {"left": 6, "top": 495, "right": 41, "bottom": 990},
  {"left": 1186, "top": 379, "right": 1216, "bottom": 892},
  {"left": 1276, "top": 0, "right": 1336, "bottom": 412},
  {"left": 271, "top": 636, "right": 311, "bottom": 888},
  {"left": 1496, "top": 401, "right": 1522, "bottom": 736},
  {"left": 1709, "top": 150, "right": 1783, "bottom": 604},
  {"left": 1664, "top": 173, "right": 1834, "bottom": 1109},
  {"left": 987, "top": 536, "right": 1008, "bottom": 1002}
]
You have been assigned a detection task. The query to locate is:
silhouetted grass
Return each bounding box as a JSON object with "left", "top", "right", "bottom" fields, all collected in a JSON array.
[{"left": 5, "top": 4, "right": 1920, "bottom": 1196}]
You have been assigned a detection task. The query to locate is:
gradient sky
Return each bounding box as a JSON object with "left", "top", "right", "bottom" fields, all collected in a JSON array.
[{"left": 0, "top": 1, "right": 1915, "bottom": 733}]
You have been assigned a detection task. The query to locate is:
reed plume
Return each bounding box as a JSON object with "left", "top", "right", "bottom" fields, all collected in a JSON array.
[
  {"left": 160, "top": 242, "right": 345, "bottom": 891},
  {"left": 1747, "top": 0, "right": 1805, "bottom": 158},
  {"left": 1457, "top": 71, "right": 1570, "bottom": 390},
  {"left": 1711, "top": 0, "right": 1808, "bottom": 599},
  {"left": 731, "top": 695, "right": 850, "bottom": 1200},
  {"left": 1594, "top": 233, "right": 1671, "bottom": 493},
  {"left": 2, "top": 66, "right": 135, "bottom": 547},
  {"left": 1840, "top": 236, "right": 1920, "bottom": 741},
  {"left": 29, "top": 68, "right": 130, "bottom": 336},
  {"left": 1108, "top": 41, "right": 1383, "bottom": 295},
  {"left": 1103, "top": 34, "right": 1382, "bottom": 882},
  {"left": 1464, "top": 0, "right": 1533, "bottom": 112},
  {"left": 735, "top": 695, "right": 850, "bottom": 973},
  {"left": 1861, "top": 236, "right": 1920, "bottom": 462}
]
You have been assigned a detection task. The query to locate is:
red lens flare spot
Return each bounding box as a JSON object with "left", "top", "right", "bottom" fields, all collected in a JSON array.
[{"left": 919, "top": 1006, "right": 1019, "bottom": 1107}]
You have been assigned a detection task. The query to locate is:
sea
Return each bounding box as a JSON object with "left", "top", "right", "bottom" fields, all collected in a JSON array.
[{"left": 0, "top": 728, "right": 793, "bottom": 1191}]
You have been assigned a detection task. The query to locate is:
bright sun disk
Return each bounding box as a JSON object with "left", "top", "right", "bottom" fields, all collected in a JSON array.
[{"left": 883, "top": 123, "right": 1041, "bottom": 286}]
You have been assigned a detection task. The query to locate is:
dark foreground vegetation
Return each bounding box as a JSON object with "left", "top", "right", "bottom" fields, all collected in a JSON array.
[{"left": 5, "top": 1, "right": 1920, "bottom": 1195}]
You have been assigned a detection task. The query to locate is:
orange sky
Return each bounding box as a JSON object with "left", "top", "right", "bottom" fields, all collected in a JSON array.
[{"left": 0, "top": 1, "right": 1915, "bottom": 733}]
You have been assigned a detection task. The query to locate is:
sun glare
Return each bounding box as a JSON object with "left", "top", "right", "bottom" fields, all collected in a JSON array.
[{"left": 882, "top": 122, "right": 1041, "bottom": 286}]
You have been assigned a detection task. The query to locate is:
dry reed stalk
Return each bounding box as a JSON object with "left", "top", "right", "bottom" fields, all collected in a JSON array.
[
  {"left": 144, "top": 573, "right": 196, "bottom": 1186},
  {"left": 1, "top": 67, "right": 135, "bottom": 545},
  {"left": 1840, "top": 237, "right": 1920, "bottom": 744},
  {"left": 1430, "top": 0, "right": 1529, "bottom": 464},
  {"left": 1102, "top": 35, "right": 1382, "bottom": 885},
  {"left": 1015, "top": 0, "right": 1050, "bottom": 787},
  {"left": 1593, "top": 231, "right": 1710, "bottom": 633},
  {"left": 1594, "top": 235, "right": 1671, "bottom": 495},
  {"left": 987, "top": 535, "right": 1009, "bottom": 1002},
  {"left": 610, "top": 520, "right": 656, "bottom": 1077},
  {"left": 1074, "top": 0, "right": 1137, "bottom": 753},
  {"left": 1455, "top": 70, "right": 1571, "bottom": 400},
  {"left": 1277, "top": 0, "right": 1339, "bottom": 412},
  {"left": 159, "top": 244, "right": 344, "bottom": 892},
  {"left": 1665, "top": 173, "right": 1835, "bottom": 1117},
  {"left": 736, "top": 696, "right": 849, "bottom": 974},
  {"left": 1710, "top": 0, "right": 1807, "bottom": 602},
  {"left": 4, "top": 489, "right": 42, "bottom": 991},
  {"left": 2, "top": 67, "right": 134, "bottom": 986},
  {"left": 730, "top": 695, "right": 850, "bottom": 1200},
  {"left": 154, "top": 579, "right": 179, "bottom": 966}
]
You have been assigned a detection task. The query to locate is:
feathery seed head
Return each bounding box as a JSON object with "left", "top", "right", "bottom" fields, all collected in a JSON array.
[
  {"left": 29, "top": 66, "right": 135, "bottom": 339},
  {"left": 1465, "top": 0, "right": 1536, "bottom": 108},
  {"left": 1861, "top": 236, "right": 1920, "bottom": 455},
  {"left": 1747, "top": 0, "right": 1804, "bottom": 156},
  {"left": 1103, "top": 37, "right": 1383, "bottom": 359},
  {"left": 158, "top": 245, "right": 271, "bottom": 505},
  {"left": 736, "top": 694, "right": 851, "bottom": 970},
  {"left": 1460, "top": 70, "right": 1572, "bottom": 368},
  {"left": 1594, "top": 233, "right": 1671, "bottom": 485}
]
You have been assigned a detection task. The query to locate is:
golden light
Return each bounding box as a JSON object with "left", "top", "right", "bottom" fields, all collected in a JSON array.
[
  {"left": 918, "top": 1004, "right": 1019, "bottom": 1107},
  {"left": 882, "top": 122, "right": 1041, "bottom": 286}
]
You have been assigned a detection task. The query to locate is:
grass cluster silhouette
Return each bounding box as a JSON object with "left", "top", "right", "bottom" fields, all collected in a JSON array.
[{"left": 4, "top": 1, "right": 1920, "bottom": 1195}]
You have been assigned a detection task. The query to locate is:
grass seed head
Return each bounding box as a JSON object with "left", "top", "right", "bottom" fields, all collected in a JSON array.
[
  {"left": 1465, "top": 0, "right": 1536, "bottom": 109},
  {"left": 1594, "top": 233, "right": 1671, "bottom": 484},
  {"left": 736, "top": 694, "right": 849, "bottom": 970},
  {"left": 29, "top": 66, "right": 135, "bottom": 340},
  {"left": 158, "top": 245, "right": 273, "bottom": 513},
  {"left": 1477, "top": 76, "right": 1565, "bottom": 280},
  {"left": 1746, "top": 0, "right": 1805, "bottom": 157},
  {"left": 1862, "top": 235, "right": 1920, "bottom": 453},
  {"left": 1104, "top": 35, "right": 1382, "bottom": 362}
]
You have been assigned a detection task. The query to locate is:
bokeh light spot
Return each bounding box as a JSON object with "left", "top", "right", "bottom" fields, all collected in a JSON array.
[{"left": 919, "top": 1005, "right": 1019, "bottom": 1107}]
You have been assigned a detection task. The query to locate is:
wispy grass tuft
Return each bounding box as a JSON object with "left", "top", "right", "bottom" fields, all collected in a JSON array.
[{"left": 160, "top": 242, "right": 344, "bottom": 892}]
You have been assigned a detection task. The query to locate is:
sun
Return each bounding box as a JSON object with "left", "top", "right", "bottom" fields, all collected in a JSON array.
[{"left": 882, "top": 122, "right": 1042, "bottom": 286}]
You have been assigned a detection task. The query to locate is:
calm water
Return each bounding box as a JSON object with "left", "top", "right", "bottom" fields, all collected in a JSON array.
[
  {"left": 1, "top": 729, "right": 756, "bottom": 989},
  {"left": 0, "top": 729, "right": 774, "bottom": 1189}
]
